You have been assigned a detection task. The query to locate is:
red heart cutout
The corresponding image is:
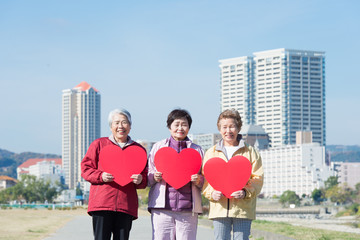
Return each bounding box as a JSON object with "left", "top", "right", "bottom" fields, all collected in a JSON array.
[
  {"left": 154, "top": 147, "right": 202, "bottom": 189},
  {"left": 204, "top": 156, "right": 252, "bottom": 198},
  {"left": 99, "top": 145, "right": 147, "bottom": 186}
]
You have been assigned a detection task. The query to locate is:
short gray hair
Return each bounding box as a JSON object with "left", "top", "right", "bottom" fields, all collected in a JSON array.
[
  {"left": 108, "top": 108, "right": 132, "bottom": 127},
  {"left": 217, "top": 108, "right": 242, "bottom": 131}
]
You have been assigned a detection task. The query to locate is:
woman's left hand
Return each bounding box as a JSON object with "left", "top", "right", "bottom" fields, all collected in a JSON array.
[
  {"left": 191, "top": 174, "right": 201, "bottom": 186},
  {"left": 131, "top": 174, "right": 143, "bottom": 185},
  {"left": 230, "top": 190, "right": 246, "bottom": 199}
]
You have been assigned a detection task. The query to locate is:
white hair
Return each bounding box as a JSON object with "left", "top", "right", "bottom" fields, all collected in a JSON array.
[{"left": 108, "top": 108, "right": 132, "bottom": 127}]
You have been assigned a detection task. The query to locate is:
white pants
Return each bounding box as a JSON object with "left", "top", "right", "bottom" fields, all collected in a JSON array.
[{"left": 151, "top": 209, "right": 198, "bottom": 240}]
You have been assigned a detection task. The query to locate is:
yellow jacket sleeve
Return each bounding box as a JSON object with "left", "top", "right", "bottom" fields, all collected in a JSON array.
[{"left": 243, "top": 146, "right": 264, "bottom": 199}]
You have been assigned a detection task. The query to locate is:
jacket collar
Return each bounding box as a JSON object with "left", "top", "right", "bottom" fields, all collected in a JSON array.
[
  {"left": 215, "top": 135, "right": 245, "bottom": 157},
  {"left": 108, "top": 135, "right": 134, "bottom": 148},
  {"left": 165, "top": 136, "right": 193, "bottom": 148}
]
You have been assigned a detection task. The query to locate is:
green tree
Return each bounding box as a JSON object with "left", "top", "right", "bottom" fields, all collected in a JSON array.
[
  {"left": 325, "top": 184, "right": 352, "bottom": 204},
  {"left": 0, "top": 188, "right": 13, "bottom": 203},
  {"left": 0, "top": 175, "right": 60, "bottom": 203},
  {"left": 311, "top": 188, "right": 325, "bottom": 204},
  {"left": 76, "top": 185, "right": 83, "bottom": 196},
  {"left": 355, "top": 183, "right": 360, "bottom": 193},
  {"left": 324, "top": 176, "right": 339, "bottom": 190},
  {"left": 279, "top": 190, "right": 301, "bottom": 206},
  {"left": 354, "top": 182, "right": 360, "bottom": 203}
]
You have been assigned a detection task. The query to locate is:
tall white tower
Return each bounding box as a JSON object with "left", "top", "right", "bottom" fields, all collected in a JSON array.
[
  {"left": 220, "top": 49, "right": 326, "bottom": 147},
  {"left": 219, "top": 56, "right": 255, "bottom": 125},
  {"left": 62, "top": 82, "right": 101, "bottom": 189}
]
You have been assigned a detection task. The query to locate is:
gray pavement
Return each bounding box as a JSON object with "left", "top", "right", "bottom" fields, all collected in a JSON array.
[{"left": 43, "top": 215, "right": 214, "bottom": 240}]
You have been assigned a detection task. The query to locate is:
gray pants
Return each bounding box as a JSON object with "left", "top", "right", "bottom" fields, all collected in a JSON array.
[{"left": 213, "top": 218, "right": 252, "bottom": 240}]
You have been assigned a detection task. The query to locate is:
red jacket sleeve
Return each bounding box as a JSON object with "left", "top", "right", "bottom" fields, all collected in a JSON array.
[
  {"left": 135, "top": 165, "right": 148, "bottom": 189},
  {"left": 81, "top": 139, "right": 104, "bottom": 184}
]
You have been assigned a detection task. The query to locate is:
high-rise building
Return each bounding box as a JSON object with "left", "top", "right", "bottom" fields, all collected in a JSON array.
[
  {"left": 62, "top": 82, "right": 100, "bottom": 189},
  {"left": 220, "top": 48, "right": 326, "bottom": 147},
  {"left": 219, "top": 56, "right": 255, "bottom": 125}
]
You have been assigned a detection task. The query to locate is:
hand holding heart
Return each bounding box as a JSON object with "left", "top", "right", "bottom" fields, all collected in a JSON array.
[
  {"left": 230, "top": 190, "right": 246, "bottom": 199},
  {"left": 130, "top": 174, "right": 143, "bottom": 185},
  {"left": 212, "top": 190, "right": 223, "bottom": 201},
  {"left": 102, "top": 172, "right": 114, "bottom": 183},
  {"left": 154, "top": 172, "right": 163, "bottom": 182},
  {"left": 203, "top": 155, "right": 252, "bottom": 199},
  {"left": 99, "top": 145, "right": 147, "bottom": 186},
  {"left": 154, "top": 147, "right": 202, "bottom": 189},
  {"left": 211, "top": 188, "right": 245, "bottom": 201},
  {"left": 191, "top": 174, "right": 201, "bottom": 186},
  {"left": 154, "top": 171, "right": 200, "bottom": 186}
]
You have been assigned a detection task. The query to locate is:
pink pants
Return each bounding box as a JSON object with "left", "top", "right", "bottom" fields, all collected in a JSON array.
[{"left": 151, "top": 209, "right": 198, "bottom": 240}]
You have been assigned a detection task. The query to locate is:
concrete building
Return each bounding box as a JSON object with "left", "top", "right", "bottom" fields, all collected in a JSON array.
[
  {"left": 17, "top": 158, "right": 63, "bottom": 184},
  {"left": 240, "top": 124, "right": 270, "bottom": 150},
  {"left": 189, "top": 133, "right": 222, "bottom": 152},
  {"left": 296, "top": 131, "right": 313, "bottom": 144},
  {"left": 260, "top": 143, "right": 333, "bottom": 197},
  {"left": 219, "top": 56, "right": 255, "bottom": 125},
  {"left": 332, "top": 162, "right": 360, "bottom": 189},
  {"left": 0, "top": 176, "right": 17, "bottom": 190},
  {"left": 62, "top": 82, "right": 101, "bottom": 189},
  {"left": 137, "top": 140, "right": 156, "bottom": 154},
  {"left": 220, "top": 48, "right": 326, "bottom": 148}
]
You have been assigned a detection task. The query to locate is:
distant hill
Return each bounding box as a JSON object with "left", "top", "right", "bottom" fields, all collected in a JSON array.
[
  {"left": 329, "top": 151, "right": 360, "bottom": 162},
  {"left": 326, "top": 145, "right": 360, "bottom": 153},
  {"left": 0, "top": 148, "right": 61, "bottom": 179},
  {"left": 326, "top": 145, "right": 360, "bottom": 163}
]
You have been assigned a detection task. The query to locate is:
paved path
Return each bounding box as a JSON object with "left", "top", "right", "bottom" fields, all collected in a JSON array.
[{"left": 43, "top": 215, "right": 214, "bottom": 240}]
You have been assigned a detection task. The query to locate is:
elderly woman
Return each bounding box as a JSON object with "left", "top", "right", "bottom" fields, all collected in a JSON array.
[
  {"left": 147, "top": 108, "right": 204, "bottom": 240},
  {"left": 81, "top": 108, "right": 147, "bottom": 240},
  {"left": 202, "top": 109, "right": 263, "bottom": 240}
]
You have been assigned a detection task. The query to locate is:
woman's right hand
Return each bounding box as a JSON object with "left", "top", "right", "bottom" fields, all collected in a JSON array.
[
  {"left": 102, "top": 172, "right": 114, "bottom": 182},
  {"left": 154, "top": 172, "right": 163, "bottom": 182},
  {"left": 212, "top": 190, "right": 223, "bottom": 201}
]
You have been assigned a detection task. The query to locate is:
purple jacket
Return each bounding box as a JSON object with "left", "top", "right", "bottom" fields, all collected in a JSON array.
[{"left": 147, "top": 138, "right": 204, "bottom": 213}]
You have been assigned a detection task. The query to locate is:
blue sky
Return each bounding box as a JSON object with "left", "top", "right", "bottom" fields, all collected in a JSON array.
[{"left": 0, "top": 1, "right": 359, "bottom": 154}]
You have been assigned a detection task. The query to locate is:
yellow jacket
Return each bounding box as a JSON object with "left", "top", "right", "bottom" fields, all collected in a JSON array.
[{"left": 202, "top": 138, "right": 263, "bottom": 220}]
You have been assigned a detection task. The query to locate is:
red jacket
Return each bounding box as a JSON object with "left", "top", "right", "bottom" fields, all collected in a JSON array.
[{"left": 81, "top": 137, "right": 148, "bottom": 219}]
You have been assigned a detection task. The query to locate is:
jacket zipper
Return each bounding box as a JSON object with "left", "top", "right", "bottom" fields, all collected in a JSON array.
[
  {"left": 115, "top": 187, "right": 119, "bottom": 211},
  {"left": 227, "top": 199, "right": 230, "bottom": 217},
  {"left": 175, "top": 191, "right": 179, "bottom": 211},
  {"left": 224, "top": 149, "right": 231, "bottom": 217}
]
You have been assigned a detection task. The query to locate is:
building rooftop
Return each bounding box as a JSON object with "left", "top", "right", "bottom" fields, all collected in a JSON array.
[
  {"left": 253, "top": 48, "right": 325, "bottom": 56},
  {"left": 18, "top": 158, "right": 62, "bottom": 169},
  {"left": 240, "top": 125, "right": 267, "bottom": 135},
  {"left": 0, "top": 175, "right": 18, "bottom": 182},
  {"left": 73, "top": 81, "right": 99, "bottom": 92}
]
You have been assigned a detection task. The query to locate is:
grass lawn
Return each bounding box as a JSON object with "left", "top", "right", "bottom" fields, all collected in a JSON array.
[
  {"left": 0, "top": 208, "right": 87, "bottom": 240},
  {"left": 252, "top": 219, "right": 360, "bottom": 240}
]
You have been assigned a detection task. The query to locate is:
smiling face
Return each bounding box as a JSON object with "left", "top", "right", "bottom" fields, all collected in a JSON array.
[
  {"left": 111, "top": 113, "right": 131, "bottom": 143},
  {"left": 169, "top": 118, "right": 190, "bottom": 141},
  {"left": 219, "top": 118, "right": 239, "bottom": 146}
]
